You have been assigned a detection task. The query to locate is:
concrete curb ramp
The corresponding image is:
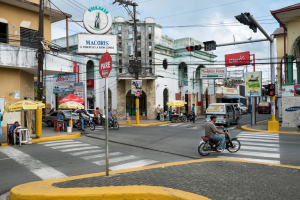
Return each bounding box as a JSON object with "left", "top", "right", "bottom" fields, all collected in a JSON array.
[
  {"left": 119, "top": 121, "right": 171, "bottom": 127},
  {"left": 0, "top": 132, "right": 81, "bottom": 148},
  {"left": 241, "top": 124, "right": 300, "bottom": 135},
  {"left": 10, "top": 158, "right": 300, "bottom": 200}
]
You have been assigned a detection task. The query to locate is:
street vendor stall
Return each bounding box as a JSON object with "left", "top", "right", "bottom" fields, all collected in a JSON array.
[{"left": 166, "top": 100, "right": 188, "bottom": 123}]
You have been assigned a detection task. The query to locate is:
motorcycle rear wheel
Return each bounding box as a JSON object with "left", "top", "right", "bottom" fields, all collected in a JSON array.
[
  {"left": 76, "top": 121, "right": 82, "bottom": 130},
  {"left": 198, "top": 143, "right": 211, "bottom": 156},
  {"left": 182, "top": 115, "right": 187, "bottom": 122},
  {"left": 227, "top": 139, "right": 241, "bottom": 153},
  {"left": 113, "top": 122, "right": 119, "bottom": 130}
]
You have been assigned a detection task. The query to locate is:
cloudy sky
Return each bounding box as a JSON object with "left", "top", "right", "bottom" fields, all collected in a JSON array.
[{"left": 50, "top": 0, "right": 299, "bottom": 82}]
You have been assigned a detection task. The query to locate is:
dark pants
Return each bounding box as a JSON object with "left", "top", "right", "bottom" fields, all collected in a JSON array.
[{"left": 192, "top": 112, "right": 195, "bottom": 123}]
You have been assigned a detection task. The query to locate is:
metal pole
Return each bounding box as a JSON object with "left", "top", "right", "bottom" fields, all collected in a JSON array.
[
  {"left": 270, "top": 37, "right": 275, "bottom": 84},
  {"left": 105, "top": 77, "right": 109, "bottom": 176},
  {"left": 251, "top": 54, "right": 256, "bottom": 125},
  {"left": 133, "top": 5, "right": 138, "bottom": 79},
  {"left": 250, "top": 90, "right": 252, "bottom": 127},
  {"left": 37, "top": 0, "right": 44, "bottom": 101},
  {"left": 66, "top": 17, "right": 69, "bottom": 54}
]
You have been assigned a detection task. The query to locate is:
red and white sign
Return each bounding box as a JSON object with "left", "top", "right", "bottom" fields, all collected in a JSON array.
[
  {"left": 87, "top": 79, "right": 94, "bottom": 88},
  {"left": 99, "top": 52, "right": 112, "bottom": 78},
  {"left": 225, "top": 51, "right": 250, "bottom": 67}
]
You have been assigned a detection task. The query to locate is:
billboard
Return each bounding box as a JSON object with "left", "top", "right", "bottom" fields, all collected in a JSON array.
[
  {"left": 78, "top": 34, "right": 117, "bottom": 54},
  {"left": 200, "top": 68, "right": 227, "bottom": 79},
  {"left": 245, "top": 71, "right": 262, "bottom": 97},
  {"left": 53, "top": 74, "right": 76, "bottom": 93},
  {"left": 74, "top": 82, "right": 84, "bottom": 99},
  {"left": 225, "top": 51, "right": 250, "bottom": 67},
  {"left": 131, "top": 80, "right": 142, "bottom": 95}
]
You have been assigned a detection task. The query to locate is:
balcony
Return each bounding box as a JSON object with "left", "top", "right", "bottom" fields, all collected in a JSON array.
[{"left": 0, "top": 43, "right": 73, "bottom": 75}]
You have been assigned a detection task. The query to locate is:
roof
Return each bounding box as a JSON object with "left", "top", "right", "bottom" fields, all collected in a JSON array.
[
  {"left": 272, "top": 27, "right": 285, "bottom": 37},
  {"left": 271, "top": 3, "right": 300, "bottom": 26},
  {"left": 0, "top": 0, "right": 72, "bottom": 23}
]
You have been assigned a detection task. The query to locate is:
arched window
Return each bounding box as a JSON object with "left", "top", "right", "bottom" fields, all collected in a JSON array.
[
  {"left": 126, "top": 90, "right": 147, "bottom": 116},
  {"left": 163, "top": 88, "right": 169, "bottom": 112}
]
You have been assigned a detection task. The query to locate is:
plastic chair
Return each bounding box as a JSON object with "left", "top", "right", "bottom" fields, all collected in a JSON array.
[{"left": 54, "top": 120, "right": 64, "bottom": 132}]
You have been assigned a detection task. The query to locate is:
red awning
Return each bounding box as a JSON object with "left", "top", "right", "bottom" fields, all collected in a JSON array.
[{"left": 58, "top": 94, "right": 85, "bottom": 105}]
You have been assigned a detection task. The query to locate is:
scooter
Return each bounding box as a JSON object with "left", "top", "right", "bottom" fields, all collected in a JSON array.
[
  {"left": 102, "top": 115, "right": 119, "bottom": 130},
  {"left": 76, "top": 117, "right": 95, "bottom": 131},
  {"left": 198, "top": 128, "right": 241, "bottom": 156}
]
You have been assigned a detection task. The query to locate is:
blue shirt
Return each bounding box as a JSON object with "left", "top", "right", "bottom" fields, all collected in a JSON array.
[
  {"left": 192, "top": 106, "right": 195, "bottom": 113},
  {"left": 56, "top": 113, "right": 64, "bottom": 120},
  {"left": 108, "top": 111, "right": 112, "bottom": 117},
  {"left": 9, "top": 124, "right": 20, "bottom": 133},
  {"left": 0, "top": 113, "right": 2, "bottom": 127}
]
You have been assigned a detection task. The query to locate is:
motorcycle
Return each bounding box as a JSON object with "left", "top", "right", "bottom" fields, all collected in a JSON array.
[
  {"left": 76, "top": 117, "right": 95, "bottom": 131},
  {"left": 183, "top": 112, "right": 198, "bottom": 122},
  {"left": 102, "top": 115, "right": 119, "bottom": 130},
  {"left": 92, "top": 113, "right": 105, "bottom": 126},
  {"left": 198, "top": 128, "right": 241, "bottom": 156}
]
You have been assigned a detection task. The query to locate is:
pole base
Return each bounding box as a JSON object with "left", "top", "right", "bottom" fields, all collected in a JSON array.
[{"left": 268, "top": 120, "right": 279, "bottom": 132}]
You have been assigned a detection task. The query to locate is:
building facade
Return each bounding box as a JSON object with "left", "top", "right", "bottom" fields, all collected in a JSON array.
[{"left": 51, "top": 16, "right": 217, "bottom": 120}]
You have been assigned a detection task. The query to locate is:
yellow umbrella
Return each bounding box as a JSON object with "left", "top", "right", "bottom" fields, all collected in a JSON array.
[
  {"left": 58, "top": 101, "right": 84, "bottom": 109},
  {"left": 5, "top": 100, "right": 45, "bottom": 112},
  {"left": 166, "top": 100, "right": 187, "bottom": 107}
]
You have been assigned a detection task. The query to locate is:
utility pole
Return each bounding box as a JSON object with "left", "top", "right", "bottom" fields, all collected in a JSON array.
[
  {"left": 36, "top": 0, "right": 44, "bottom": 138},
  {"left": 113, "top": 0, "right": 140, "bottom": 124}
]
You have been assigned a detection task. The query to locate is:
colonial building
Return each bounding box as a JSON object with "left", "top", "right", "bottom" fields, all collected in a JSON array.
[
  {"left": 0, "top": 0, "right": 72, "bottom": 137},
  {"left": 51, "top": 16, "right": 217, "bottom": 120}
]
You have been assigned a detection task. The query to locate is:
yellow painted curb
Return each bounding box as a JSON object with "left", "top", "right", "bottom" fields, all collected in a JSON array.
[
  {"left": 0, "top": 132, "right": 81, "bottom": 148},
  {"left": 10, "top": 158, "right": 300, "bottom": 200},
  {"left": 241, "top": 124, "right": 300, "bottom": 135},
  {"left": 119, "top": 121, "right": 171, "bottom": 127}
]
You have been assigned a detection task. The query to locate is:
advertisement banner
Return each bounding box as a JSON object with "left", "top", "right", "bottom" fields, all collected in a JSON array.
[
  {"left": 225, "top": 51, "right": 250, "bottom": 67},
  {"left": 131, "top": 80, "right": 142, "bottom": 95},
  {"left": 87, "top": 79, "right": 94, "bottom": 88},
  {"left": 200, "top": 68, "right": 227, "bottom": 79},
  {"left": 78, "top": 34, "right": 117, "bottom": 54},
  {"left": 74, "top": 82, "right": 84, "bottom": 99},
  {"left": 53, "top": 74, "right": 76, "bottom": 93},
  {"left": 245, "top": 71, "right": 262, "bottom": 97}
]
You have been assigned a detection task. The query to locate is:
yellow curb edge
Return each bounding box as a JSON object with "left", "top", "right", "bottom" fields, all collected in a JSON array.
[
  {"left": 119, "top": 121, "right": 171, "bottom": 126},
  {"left": 241, "top": 124, "right": 300, "bottom": 135},
  {"left": 10, "top": 158, "right": 300, "bottom": 200},
  {"left": 0, "top": 132, "right": 81, "bottom": 147}
]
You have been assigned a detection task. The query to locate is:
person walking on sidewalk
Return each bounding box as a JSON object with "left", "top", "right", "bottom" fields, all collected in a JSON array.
[
  {"left": 0, "top": 109, "right": 3, "bottom": 146},
  {"left": 191, "top": 103, "right": 195, "bottom": 123},
  {"left": 205, "top": 115, "right": 227, "bottom": 152}
]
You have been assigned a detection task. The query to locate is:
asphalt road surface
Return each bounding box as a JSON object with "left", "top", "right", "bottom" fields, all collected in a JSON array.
[{"left": 1, "top": 112, "right": 300, "bottom": 196}]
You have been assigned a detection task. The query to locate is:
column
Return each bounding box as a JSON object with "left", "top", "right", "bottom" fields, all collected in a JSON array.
[{"left": 287, "top": 55, "right": 294, "bottom": 85}]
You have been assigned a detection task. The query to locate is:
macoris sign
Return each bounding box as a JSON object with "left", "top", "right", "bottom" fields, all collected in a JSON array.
[{"left": 225, "top": 51, "right": 250, "bottom": 67}]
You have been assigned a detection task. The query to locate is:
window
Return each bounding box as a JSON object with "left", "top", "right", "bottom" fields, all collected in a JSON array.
[
  {"left": 149, "top": 60, "right": 152, "bottom": 65},
  {"left": 119, "top": 59, "right": 122, "bottom": 65},
  {"left": 51, "top": 112, "right": 58, "bottom": 117},
  {"left": 226, "top": 106, "right": 233, "bottom": 112},
  {"left": 149, "top": 51, "right": 152, "bottom": 57},
  {"left": 0, "top": 22, "right": 8, "bottom": 43},
  {"left": 149, "top": 34, "right": 152, "bottom": 40},
  {"left": 128, "top": 33, "right": 133, "bottom": 39},
  {"left": 119, "top": 68, "right": 123, "bottom": 73},
  {"left": 20, "top": 27, "right": 39, "bottom": 48},
  {"left": 138, "top": 51, "right": 141, "bottom": 57},
  {"left": 148, "top": 26, "right": 152, "bottom": 32},
  {"left": 137, "top": 26, "right": 141, "bottom": 32},
  {"left": 129, "top": 26, "right": 133, "bottom": 32},
  {"left": 118, "top": 24, "right": 121, "bottom": 31}
]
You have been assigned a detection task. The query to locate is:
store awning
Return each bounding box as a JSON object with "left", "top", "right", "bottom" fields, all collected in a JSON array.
[{"left": 223, "top": 95, "right": 245, "bottom": 99}]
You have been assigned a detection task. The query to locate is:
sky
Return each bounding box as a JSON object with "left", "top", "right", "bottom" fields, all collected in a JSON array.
[{"left": 50, "top": 0, "right": 300, "bottom": 82}]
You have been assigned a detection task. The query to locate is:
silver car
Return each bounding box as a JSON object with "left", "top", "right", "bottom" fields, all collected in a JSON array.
[
  {"left": 44, "top": 110, "right": 79, "bottom": 127},
  {"left": 238, "top": 103, "right": 248, "bottom": 114}
]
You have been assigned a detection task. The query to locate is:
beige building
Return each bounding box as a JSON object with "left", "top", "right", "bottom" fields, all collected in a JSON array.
[{"left": 0, "top": 0, "right": 72, "bottom": 139}]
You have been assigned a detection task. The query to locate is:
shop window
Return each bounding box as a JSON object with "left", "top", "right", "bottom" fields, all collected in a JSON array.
[
  {"left": 20, "top": 27, "right": 39, "bottom": 48},
  {"left": 0, "top": 22, "right": 8, "bottom": 43}
]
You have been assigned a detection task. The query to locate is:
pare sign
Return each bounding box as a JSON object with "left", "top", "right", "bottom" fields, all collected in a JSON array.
[{"left": 99, "top": 52, "right": 112, "bottom": 78}]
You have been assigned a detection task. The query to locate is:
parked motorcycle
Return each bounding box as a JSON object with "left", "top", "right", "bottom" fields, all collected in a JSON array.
[
  {"left": 183, "top": 112, "right": 198, "bottom": 122},
  {"left": 102, "top": 115, "right": 119, "bottom": 130},
  {"left": 76, "top": 117, "right": 95, "bottom": 131},
  {"left": 198, "top": 128, "right": 241, "bottom": 156}
]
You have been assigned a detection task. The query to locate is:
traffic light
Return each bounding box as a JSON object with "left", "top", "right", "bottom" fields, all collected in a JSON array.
[
  {"left": 195, "top": 45, "right": 202, "bottom": 50},
  {"left": 203, "top": 41, "right": 216, "bottom": 51},
  {"left": 268, "top": 84, "right": 275, "bottom": 96},
  {"left": 186, "top": 46, "right": 194, "bottom": 51},
  {"left": 235, "top": 13, "right": 257, "bottom": 33},
  {"left": 163, "top": 59, "right": 168, "bottom": 70}
]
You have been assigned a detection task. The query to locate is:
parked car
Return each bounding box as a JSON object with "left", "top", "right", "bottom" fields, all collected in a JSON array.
[
  {"left": 258, "top": 101, "right": 271, "bottom": 114},
  {"left": 75, "top": 109, "right": 94, "bottom": 117},
  {"left": 238, "top": 103, "right": 248, "bottom": 114},
  {"left": 44, "top": 110, "right": 79, "bottom": 127},
  {"left": 205, "top": 103, "right": 241, "bottom": 127}
]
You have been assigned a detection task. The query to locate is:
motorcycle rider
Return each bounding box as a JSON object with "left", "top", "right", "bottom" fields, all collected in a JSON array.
[
  {"left": 205, "top": 115, "right": 227, "bottom": 152},
  {"left": 79, "top": 109, "right": 89, "bottom": 131},
  {"left": 94, "top": 107, "right": 100, "bottom": 124},
  {"left": 108, "top": 107, "right": 115, "bottom": 127}
]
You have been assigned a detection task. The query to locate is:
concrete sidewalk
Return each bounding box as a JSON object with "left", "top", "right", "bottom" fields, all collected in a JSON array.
[
  {"left": 0, "top": 125, "right": 81, "bottom": 147},
  {"left": 119, "top": 115, "right": 205, "bottom": 127},
  {"left": 9, "top": 158, "right": 300, "bottom": 200},
  {"left": 241, "top": 119, "right": 300, "bottom": 134}
]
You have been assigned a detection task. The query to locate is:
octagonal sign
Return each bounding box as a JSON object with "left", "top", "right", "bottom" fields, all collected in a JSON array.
[{"left": 99, "top": 52, "right": 112, "bottom": 78}]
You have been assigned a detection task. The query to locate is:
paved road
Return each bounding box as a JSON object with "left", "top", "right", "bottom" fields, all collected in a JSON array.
[{"left": 1, "top": 112, "right": 299, "bottom": 197}]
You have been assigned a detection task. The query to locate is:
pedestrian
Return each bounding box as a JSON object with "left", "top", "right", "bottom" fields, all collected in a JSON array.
[
  {"left": 0, "top": 109, "right": 3, "bottom": 146},
  {"left": 156, "top": 104, "right": 161, "bottom": 120},
  {"left": 191, "top": 103, "right": 195, "bottom": 123}
]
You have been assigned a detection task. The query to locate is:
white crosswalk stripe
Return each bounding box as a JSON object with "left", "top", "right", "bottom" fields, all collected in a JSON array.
[
  {"left": 159, "top": 123, "right": 192, "bottom": 127},
  {"left": 39, "top": 140, "right": 159, "bottom": 171},
  {"left": 217, "top": 131, "right": 281, "bottom": 164}
]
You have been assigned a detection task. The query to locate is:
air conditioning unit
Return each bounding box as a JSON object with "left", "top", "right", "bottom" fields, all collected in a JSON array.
[{"left": 178, "top": 81, "right": 183, "bottom": 87}]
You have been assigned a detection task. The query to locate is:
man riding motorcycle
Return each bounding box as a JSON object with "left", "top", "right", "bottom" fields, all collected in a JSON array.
[{"left": 205, "top": 115, "right": 227, "bottom": 152}]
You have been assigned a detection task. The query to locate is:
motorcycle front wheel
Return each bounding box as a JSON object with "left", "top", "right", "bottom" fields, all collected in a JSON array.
[
  {"left": 113, "top": 122, "right": 119, "bottom": 130},
  {"left": 76, "top": 121, "right": 82, "bottom": 130},
  {"left": 227, "top": 139, "right": 241, "bottom": 153},
  {"left": 198, "top": 143, "right": 211, "bottom": 156},
  {"left": 90, "top": 123, "right": 95, "bottom": 131},
  {"left": 182, "top": 115, "right": 187, "bottom": 122}
]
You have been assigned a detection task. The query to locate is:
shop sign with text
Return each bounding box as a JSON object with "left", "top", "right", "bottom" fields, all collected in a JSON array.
[
  {"left": 200, "top": 68, "right": 227, "bottom": 79},
  {"left": 225, "top": 51, "right": 250, "bottom": 67},
  {"left": 78, "top": 34, "right": 117, "bottom": 54}
]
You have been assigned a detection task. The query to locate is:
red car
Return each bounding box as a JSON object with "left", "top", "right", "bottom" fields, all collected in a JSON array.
[{"left": 258, "top": 101, "right": 271, "bottom": 114}]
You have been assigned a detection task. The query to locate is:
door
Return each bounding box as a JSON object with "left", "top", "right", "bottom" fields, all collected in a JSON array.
[{"left": 226, "top": 106, "right": 233, "bottom": 123}]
